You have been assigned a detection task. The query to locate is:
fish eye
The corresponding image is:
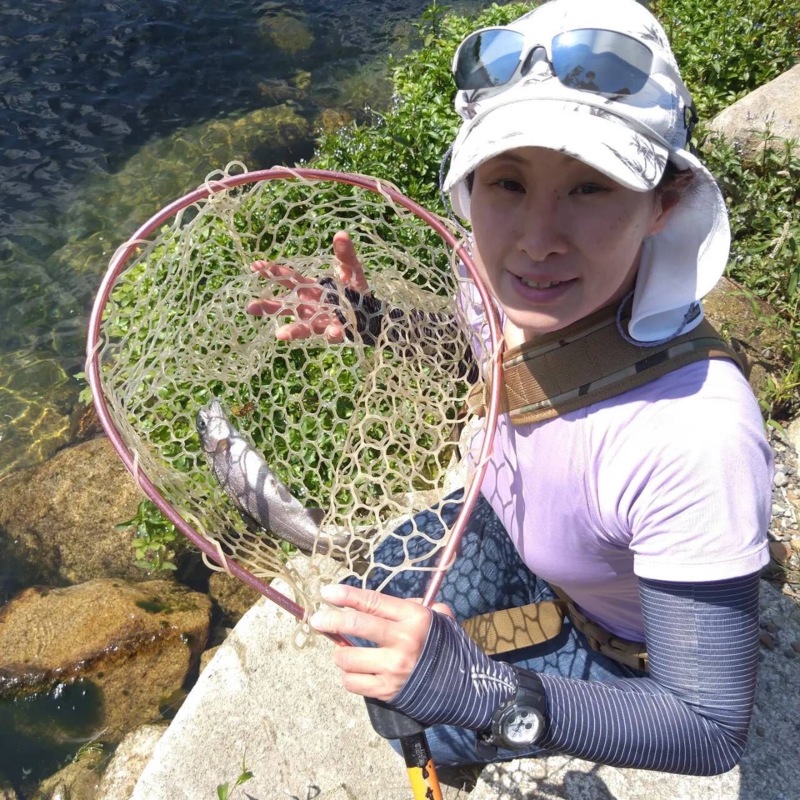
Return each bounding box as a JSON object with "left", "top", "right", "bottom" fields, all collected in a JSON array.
[{"left": 197, "top": 416, "right": 207, "bottom": 432}]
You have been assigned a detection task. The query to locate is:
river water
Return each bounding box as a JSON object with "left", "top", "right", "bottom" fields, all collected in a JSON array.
[{"left": 0, "top": 0, "right": 487, "bottom": 479}]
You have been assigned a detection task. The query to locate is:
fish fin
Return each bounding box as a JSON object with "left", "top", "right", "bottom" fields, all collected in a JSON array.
[
  {"left": 306, "top": 506, "right": 326, "bottom": 527},
  {"left": 238, "top": 510, "right": 265, "bottom": 533},
  {"left": 266, "top": 474, "right": 302, "bottom": 506}
]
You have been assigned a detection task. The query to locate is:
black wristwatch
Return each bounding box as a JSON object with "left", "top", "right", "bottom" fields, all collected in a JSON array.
[{"left": 479, "top": 666, "right": 548, "bottom": 750}]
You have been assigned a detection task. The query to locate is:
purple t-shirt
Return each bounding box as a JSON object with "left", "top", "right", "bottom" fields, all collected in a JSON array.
[{"left": 471, "top": 356, "right": 772, "bottom": 642}]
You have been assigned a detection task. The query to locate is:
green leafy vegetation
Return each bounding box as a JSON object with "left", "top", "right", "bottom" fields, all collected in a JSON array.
[
  {"left": 117, "top": 499, "right": 182, "bottom": 572},
  {"left": 216, "top": 756, "right": 254, "bottom": 800},
  {"left": 654, "top": 0, "right": 800, "bottom": 120}
]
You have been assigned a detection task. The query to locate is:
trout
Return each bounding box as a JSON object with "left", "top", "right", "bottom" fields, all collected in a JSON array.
[{"left": 196, "top": 399, "right": 349, "bottom": 556}]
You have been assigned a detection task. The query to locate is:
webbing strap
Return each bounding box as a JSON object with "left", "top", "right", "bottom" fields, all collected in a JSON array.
[
  {"left": 469, "top": 309, "right": 743, "bottom": 424},
  {"left": 461, "top": 600, "right": 567, "bottom": 656},
  {"left": 550, "top": 586, "right": 649, "bottom": 673},
  {"left": 461, "top": 590, "right": 649, "bottom": 672}
]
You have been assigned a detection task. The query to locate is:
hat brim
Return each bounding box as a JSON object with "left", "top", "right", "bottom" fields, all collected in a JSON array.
[{"left": 445, "top": 98, "right": 670, "bottom": 221}]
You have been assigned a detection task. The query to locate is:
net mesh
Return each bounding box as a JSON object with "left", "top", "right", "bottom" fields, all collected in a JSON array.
[{"left": 94, "top": 164, "right": 491, "bottom": 615}]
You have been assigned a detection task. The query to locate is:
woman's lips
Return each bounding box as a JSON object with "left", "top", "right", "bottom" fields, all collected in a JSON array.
[{"left": 512, "top": 273, "right": 576, "bottom": 302}]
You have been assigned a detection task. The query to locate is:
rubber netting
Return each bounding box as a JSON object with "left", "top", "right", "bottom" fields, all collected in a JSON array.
[{"left": 95, "top": 165, "right": 490, "bottom": 614}]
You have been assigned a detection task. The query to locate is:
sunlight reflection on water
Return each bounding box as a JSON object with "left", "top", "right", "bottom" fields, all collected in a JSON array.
[{"left": 0, "top": 0, "right": 485, "bottom": 478}]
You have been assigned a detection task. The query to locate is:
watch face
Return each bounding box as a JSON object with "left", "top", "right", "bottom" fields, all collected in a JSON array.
[{"left": 502, "top": 705, "right": 543, "bottom": 746}]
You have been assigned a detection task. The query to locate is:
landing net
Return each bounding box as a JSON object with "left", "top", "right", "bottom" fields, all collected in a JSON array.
[{"left": 86, "top": 164, "right": 502, "bottom": 625}]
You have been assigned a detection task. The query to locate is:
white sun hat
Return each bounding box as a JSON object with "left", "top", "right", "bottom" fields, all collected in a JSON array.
[{"left": 444, "top": 0, "right": 730, "bottom": 343}]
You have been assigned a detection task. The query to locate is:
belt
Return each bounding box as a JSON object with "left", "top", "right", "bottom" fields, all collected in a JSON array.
[{"left": 462, "top": 586, "right": 648, "bottom": 673}]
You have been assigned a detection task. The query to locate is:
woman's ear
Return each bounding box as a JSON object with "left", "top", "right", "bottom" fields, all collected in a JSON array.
[{"left": 649, "top": 188, "right": 681, "bottom": 236}]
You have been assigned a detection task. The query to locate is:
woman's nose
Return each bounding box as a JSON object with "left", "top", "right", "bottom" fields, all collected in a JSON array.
[{"left": 515, "top": 191, "right": 569, "bottom": 261}]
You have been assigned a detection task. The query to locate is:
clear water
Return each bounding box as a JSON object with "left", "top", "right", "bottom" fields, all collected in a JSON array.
[
  {"left": 0, "top": 0, "right": 487, "bottom": 792},
  {"left": 0, "top": 0, "right": 485, "bottom": 477}
]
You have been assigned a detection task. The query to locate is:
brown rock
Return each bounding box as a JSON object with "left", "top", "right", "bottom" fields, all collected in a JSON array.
[
  {"left": 208, "top": 571, "right": 261, "bottom": 625},
  {"left": 33, "top": 745, "right": 105, "bottom": 800},
  {"left": 703, "top": 276, "right": 792, "bottom": 401},
  {"left": 769, "top": 540, "right": 794, "bottom": 565},
  {"left": 0, "top": 578, "right": 210, "bottom": 742},
  {"left": 0, "top": 774, "right": 16, "bottom": 800},
  {"left": 0, "top": 437, "right": 146, "bottom": 593}
]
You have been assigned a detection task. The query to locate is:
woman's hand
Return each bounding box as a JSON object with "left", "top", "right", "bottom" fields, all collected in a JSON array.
[
  {"left": 309, "top": 584, "right": 455, "bottom": 703},
  {"left": 246, "top": 231, "right": 369, "bottom": 343}
]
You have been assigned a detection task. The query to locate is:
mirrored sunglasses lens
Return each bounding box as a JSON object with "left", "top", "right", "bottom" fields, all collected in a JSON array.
[
  {"left": 551, "top": 29, "right": 653, "bottom": 95},
  {"left": 455, "top": 29, "right": 524, "bottom": 90}
]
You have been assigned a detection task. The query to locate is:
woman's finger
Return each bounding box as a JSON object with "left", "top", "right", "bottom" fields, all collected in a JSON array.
[
  {"left": 332, "top": 232, "right": 370, "bottom": 294},
  {"left": 310, "top": 605, "right": 403, "bottom": 646},
  {"left": 319, "top": 584, "right": 429, "bottom": 623},
  {"left": 245, "top": 298, "right": 280, "bottom": 317},
  {"left": 336, "top": 671, "right": 398, "bottom": 702}
]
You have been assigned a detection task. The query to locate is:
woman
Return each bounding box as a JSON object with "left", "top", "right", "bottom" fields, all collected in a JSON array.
[{"left": 247, "top": 0, "right": 772, "bottom": 776}]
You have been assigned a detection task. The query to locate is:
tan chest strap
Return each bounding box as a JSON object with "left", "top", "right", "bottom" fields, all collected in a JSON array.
[{"left": 469, "top": 306, "right": 743, "bottom": 424}]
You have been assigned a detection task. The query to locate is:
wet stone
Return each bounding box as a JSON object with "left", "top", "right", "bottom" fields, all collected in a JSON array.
[
  {"left": 0, "top": 437, "right": 146, "bottom": 592},
  {"left": 0, "top": 578, "right": 211, "bottom": 743}
]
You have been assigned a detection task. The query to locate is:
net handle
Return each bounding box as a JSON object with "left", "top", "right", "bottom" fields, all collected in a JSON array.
[{"left": 85, "top": 166, "right": 505, "bottom": 630}]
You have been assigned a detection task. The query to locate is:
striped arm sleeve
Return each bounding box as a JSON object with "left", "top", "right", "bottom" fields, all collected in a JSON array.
[
  {"left": 390, "top": 609, "right": 519, "bottom": 731},
  {"left": 538, "top": 573, "right": 761, "bottom": 775}
]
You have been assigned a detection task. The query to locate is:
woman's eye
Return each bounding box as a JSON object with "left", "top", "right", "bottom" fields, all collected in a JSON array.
[
  {"left": 574, "top": 182, "right": 606, "bottom": 195},
  {"left": 495, "top": 179, "right": 525, "bottom": 193}
]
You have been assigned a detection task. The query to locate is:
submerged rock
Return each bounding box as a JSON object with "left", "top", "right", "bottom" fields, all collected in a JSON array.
[
  {"left": 0, "top": 578, "right": 211, "bottom": 745},
  {"left": 208, "top": 571, "right": 261, "bottom": 626},
  {"left": 258, "top": 11, "right": 314, "bottom": 55},
  {"left": 54, "top": 104, "right": 313, "bottom": 276},
  {"left": 32, "top": 745, "right": 105, "bottom": 800},
  {"left": 0, "top": 437, "right": 145, "bottom": 594},
  {"left": 0, "top": 349, "right": 77, "bottom": 481}
]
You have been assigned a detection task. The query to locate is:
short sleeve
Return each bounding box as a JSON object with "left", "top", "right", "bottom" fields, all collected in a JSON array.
[{"left": 602, "top": 361, "right": 773, "bottom": 582}]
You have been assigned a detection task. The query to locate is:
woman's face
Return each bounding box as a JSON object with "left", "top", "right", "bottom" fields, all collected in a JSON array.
[{"left": 468, "top": 147, "right": 674, "bottom": 341}]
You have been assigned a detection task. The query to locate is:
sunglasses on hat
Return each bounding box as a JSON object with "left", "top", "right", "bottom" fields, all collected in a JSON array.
[{"left": 452, "top": 26, "right": 693, "bottom": 105}]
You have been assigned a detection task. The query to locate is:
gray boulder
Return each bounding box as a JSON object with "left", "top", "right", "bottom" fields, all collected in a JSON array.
[
  {"left": 708, "top": 65, "right": 800, "bottom": 157},
  {"left": 127, "top": 580, "right": 800, "bottom": 800}
]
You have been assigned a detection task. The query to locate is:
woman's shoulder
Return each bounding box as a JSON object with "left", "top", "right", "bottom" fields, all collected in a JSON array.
[
  {"left": 580, "top": 356, "right": 771, "bottom": 472},
  {"left": 595, "top": 356, "right": 762, "bottom": 427}
]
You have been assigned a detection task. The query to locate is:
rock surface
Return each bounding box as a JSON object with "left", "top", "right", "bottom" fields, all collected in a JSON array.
[
  {"left": 95, "top": 725, "right": 167, "bottom": 800},
  {"left": 708, "top": 64, "right": 800, "bottom": 157},
  {"left": 0, "top": 578, "right": 210, "bottom": 743},
  {"left": 702, "top": 276, "right": 792, "bottom": 401},
  {"left": 0, "top": 349, "right": 77, "bottom": 481},
  {"left": 127, "top": 579, "right": 800, "bottom": 800},
  {"left": 0, "top": 437, "right": 146, "bottom": 593},
  {"left": 32, "top": 747, "right": 105, "bottom": 800}
]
